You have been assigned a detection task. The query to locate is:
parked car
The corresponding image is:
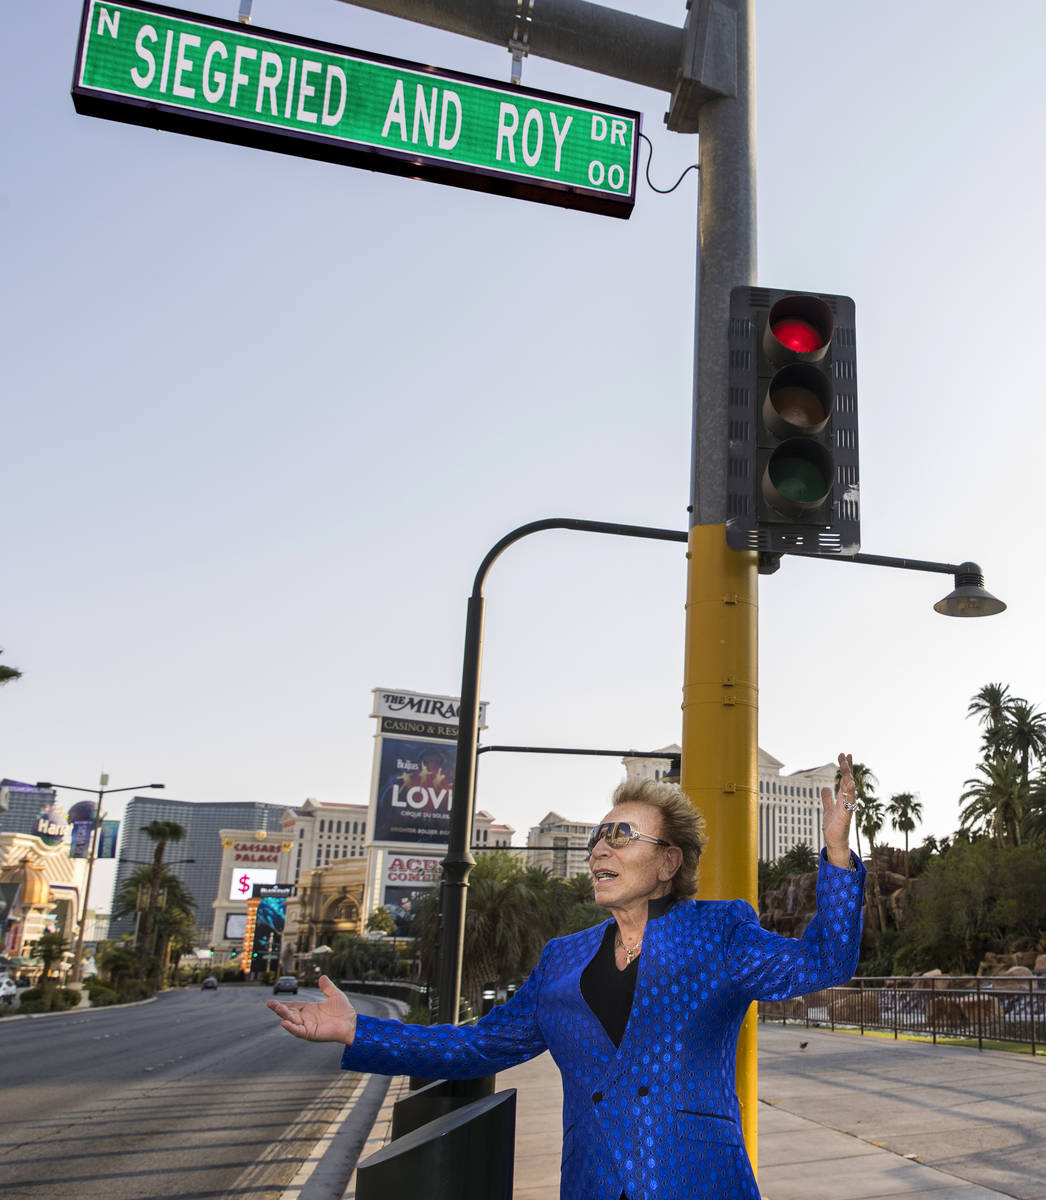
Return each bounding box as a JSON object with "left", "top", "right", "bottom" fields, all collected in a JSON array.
[
  {"left": 200, "top": 976, "right": 219, "bottom": 990},
  {"left": 272, "top": 975, "right": 299, "bottom": 995}
]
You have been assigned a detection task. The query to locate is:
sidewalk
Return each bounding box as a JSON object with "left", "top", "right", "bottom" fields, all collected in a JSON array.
[
  {"left": 349, "top": 1023, "right": 1045, "bottom": 1198},
  {"left": 504, "top": 1023, "right": 1046, "bottom": 1199}
]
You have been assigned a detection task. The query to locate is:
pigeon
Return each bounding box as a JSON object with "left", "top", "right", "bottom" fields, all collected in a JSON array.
[{"left": 799, "top": 1041, "right": 809, "bottom": 1051}]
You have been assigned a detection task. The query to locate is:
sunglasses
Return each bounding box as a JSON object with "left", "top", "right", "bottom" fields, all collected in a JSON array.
[{"left": 587, "top": 821, "right": 671, "bottom": 854}]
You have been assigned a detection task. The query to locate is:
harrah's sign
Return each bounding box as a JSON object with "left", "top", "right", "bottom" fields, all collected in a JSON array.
[{"left": 372, "top": 687, "right": 488, "bottom": 730}]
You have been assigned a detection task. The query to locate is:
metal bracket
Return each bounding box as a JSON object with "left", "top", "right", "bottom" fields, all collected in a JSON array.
[
  {"left": 666, "top": 0, "right": 739, "bottom": 132},
  {"left": 509, "top": 0, "right": 534, "bottom": 85},
  {"left": 238, "top": 0, "right": 252, "bottom": 25}
]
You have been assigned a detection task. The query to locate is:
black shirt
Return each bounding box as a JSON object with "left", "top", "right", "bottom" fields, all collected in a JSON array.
[{"left": 579, "top": 895, "right": 676, "bottom": 1047}]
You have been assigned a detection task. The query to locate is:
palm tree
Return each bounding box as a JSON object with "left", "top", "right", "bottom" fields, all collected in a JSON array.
[
  {"left": 857, "top": 795, "right": 889, "bottom": 938},
  {"left": 0, "top": 651, "right": 22, "bottom": 686},
  {"left": 836, "top": 761, "right": 879, "bottom": 862},
  {"left": 959, "top": 755, "right": 1025, "bottom": 846},
  {"left": 134, "top": 820, "right": 188, "bottom": 969},
  {"left": 416, "top": 851, "right": 571, "bottom": 1012},
  {"left": 114, "top": 865, "right": 196, "bottom": 944},
  {"left": 886, "top": 792, "right": 923, "bottom": 880},
  {"left": 997, "top": 699, "right": 1046, "bottom": 794},
  {"left": 967, "top": 683, "right": 1012, "bottom": 759},
  {"left": 31, "top": 930, "right": 67, "bottom": 987},
  {"left": 1024, "top": 771, "right": 1046, "bottom": 847}
]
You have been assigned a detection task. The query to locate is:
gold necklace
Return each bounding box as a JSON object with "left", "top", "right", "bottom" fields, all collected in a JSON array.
[{"left": 615, "top": 932, "right": 642, "bottom": 965}]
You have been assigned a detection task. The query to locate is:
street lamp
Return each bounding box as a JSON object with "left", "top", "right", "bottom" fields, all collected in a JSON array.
[
  {"left": 36, "top": 778, "right": 165, "bottom": 983},
  {"left": 932, "top": 562, "right": 1007, "bottom": 618}
]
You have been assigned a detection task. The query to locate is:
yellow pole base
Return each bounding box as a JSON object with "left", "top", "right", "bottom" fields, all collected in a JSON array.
[{"left": 681, "top": 523, "right": 759, "bottom": 1170}]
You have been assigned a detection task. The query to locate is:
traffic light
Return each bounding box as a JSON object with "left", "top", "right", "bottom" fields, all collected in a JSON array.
[{"left": 725, "top": 287, "right": 859, "bottom": 570}]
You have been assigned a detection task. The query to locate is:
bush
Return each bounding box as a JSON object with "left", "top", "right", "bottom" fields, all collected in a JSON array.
[
  {"left": 116, "top": 979, "right": 154, "bottom": 1003},
  {"left": 17, "top": 986, "right": 80, "bottom": 1014},
  {"left": 87, "top": 983, "right": 119, "bottom": 1006}
]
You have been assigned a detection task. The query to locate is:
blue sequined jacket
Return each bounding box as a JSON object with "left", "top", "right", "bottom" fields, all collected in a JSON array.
[{"left": 342, "top": 852, "right": 865, "bottom": 1200}]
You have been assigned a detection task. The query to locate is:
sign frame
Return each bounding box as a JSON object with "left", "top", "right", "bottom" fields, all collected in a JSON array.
[{"left": 71, "top": 0, "right": 641, "bottom": 217}]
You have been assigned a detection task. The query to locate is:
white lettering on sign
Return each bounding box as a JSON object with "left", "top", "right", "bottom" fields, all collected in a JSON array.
[
  {"left": 549, "top": 112, "right": 572, "bottom": 172},
  {"left": 230, "top": 45, "right": 256, "bottom": 108},
  {"left": 131, "top": 24, "right": 157, "bottom": 89},
  {"left": 172, "top": 32, "right": 200, "bottom": 99},
  {"left": 521, "top": 108, "right": 543, "bottom": 166},
  {"left": 296, "top": 59, "right": 320, "bottom": 123},
  {"left": 497, "top": 103, "right": 577, "bottom": 174},
  {"left": 127, "top": 29, "right": 345, "bottom": 128},
  {"left": 202, "top": 41, "right": 227, "bottom": 103},
  {"left": 159, "top": 28, "right": 173, "bottom": 93},
  {"left": 323, "top": 67, "right": 347, "bottom": 126},
  {"left": 390, "top": 784, "right": 451, "bottom": 812},
  {"left": 495, "top": 102, "right": 518, "bottom": 163},
  {"left": 257, "top": 50, "right": 282, "bottom": 115},
  {"left": 97, "top": 6, "right": 120, "bottom": 38},
  {"left": 381, "top": 80, "right": 462, "bottom": 151}
]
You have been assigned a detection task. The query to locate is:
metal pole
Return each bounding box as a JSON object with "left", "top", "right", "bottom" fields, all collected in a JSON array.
[
  {"left": 38, "top": 781, "right": 164, "bottom": 982},
  {"left": 437, "top": 518, "right": 688, "bottom": 1025},
  {"left": 331, "top": 0, "right": 681, "bottom": 92},
  {"left": 71, "top": 789, "right": 104, "bottom": 983},
  {"left": 436, "top": 592, "right": 483, "bottom": 1023},
  {"left": 680, "top": 0, "right": 759, "bottom": 1166}
]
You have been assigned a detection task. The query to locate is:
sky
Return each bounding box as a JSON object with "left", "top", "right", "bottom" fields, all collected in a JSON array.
[{"left": 5, "top": 0, "right": 1046, "bottom": 912}]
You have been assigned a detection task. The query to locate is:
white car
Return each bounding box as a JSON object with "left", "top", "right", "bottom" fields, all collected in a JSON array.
[{"left": 0, "top": 977, "right": 17, "bottom": 1004}]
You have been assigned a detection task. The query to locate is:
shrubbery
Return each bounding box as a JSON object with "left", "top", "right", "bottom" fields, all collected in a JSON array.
[{"left": 16, "top": 985, "right": 81, "bottom": 1014}]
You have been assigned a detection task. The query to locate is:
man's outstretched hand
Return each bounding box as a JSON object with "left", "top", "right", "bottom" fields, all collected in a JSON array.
[{"left": 267, "top": 975, "right": 358, "bottom": 1045}]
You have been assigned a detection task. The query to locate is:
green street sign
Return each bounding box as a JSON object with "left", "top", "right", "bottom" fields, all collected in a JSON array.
[{"left": 72, "top": 0, "right": 640, "bottom": 218}]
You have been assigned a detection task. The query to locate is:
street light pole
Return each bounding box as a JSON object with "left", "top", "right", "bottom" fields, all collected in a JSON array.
[
  {"left": 36, "top": 779, "right": 165, "bottom": 983},
  {"left": 438, "top": 518, "right": 687, "bottom": 1023}
]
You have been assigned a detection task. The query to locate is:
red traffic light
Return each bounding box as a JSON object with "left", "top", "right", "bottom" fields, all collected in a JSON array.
[
  {"left": 726, "top": 286, "right": 859, "bottom": 563},
  {"left": 770, "top": 317, "right": 823, "bottom": 354}
]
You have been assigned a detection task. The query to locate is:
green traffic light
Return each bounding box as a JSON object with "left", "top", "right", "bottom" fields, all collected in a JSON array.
[{"left": 768, "top": 454, "right": 830, "bottom": 504}]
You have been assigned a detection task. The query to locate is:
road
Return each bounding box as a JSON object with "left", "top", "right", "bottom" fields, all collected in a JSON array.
[{"left": 0, "top": 984, "right": 394, "bottom": 1200}]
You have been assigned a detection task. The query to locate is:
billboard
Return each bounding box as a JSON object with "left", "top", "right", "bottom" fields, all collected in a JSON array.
[
  {"left": 250, "top": 886, "right": 289, "bottom": 970},
  {"left": 224, "top": 912, "right": 247, "bottom": 941},
  {"left": 228, "top": 867, "right": 276, "bottom": 900},
  {"left": 371, "top": 737, "right": 456, "bottom": 847},
  {"left": 33, "top": 800, "right": 70, "bottom": 847},
  {"left": 69, "top": 819, "right": 119, "bottom": 859}
]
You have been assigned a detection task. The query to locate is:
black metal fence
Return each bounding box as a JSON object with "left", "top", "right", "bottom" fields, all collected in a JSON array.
[{"left": 757, "top": 976, "right": 1046, "bottom": 1052}]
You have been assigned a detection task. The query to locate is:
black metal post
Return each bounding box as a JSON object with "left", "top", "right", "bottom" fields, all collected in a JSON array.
[{"left": 436, "top": 517, "right": 686, "bottom": 1024}]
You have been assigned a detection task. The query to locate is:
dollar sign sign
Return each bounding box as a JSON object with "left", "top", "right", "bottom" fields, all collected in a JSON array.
[{"left": 238, "top": 873, "right": 250, "bottom": 894}]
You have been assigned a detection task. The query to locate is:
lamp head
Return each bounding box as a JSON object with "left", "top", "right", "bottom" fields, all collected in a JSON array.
[{"left": 933, "top": 562, "right": 1006, "bottom": 618}]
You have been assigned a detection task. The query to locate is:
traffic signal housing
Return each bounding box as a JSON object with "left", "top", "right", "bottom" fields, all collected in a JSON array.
[{"left": 726, "top": 287, "right": 859, "bottom": 569}]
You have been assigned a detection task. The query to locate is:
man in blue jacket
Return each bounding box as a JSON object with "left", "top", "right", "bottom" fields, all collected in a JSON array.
[{"left": 269, "top": 752, "right": 865, "bottom": 1199}]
